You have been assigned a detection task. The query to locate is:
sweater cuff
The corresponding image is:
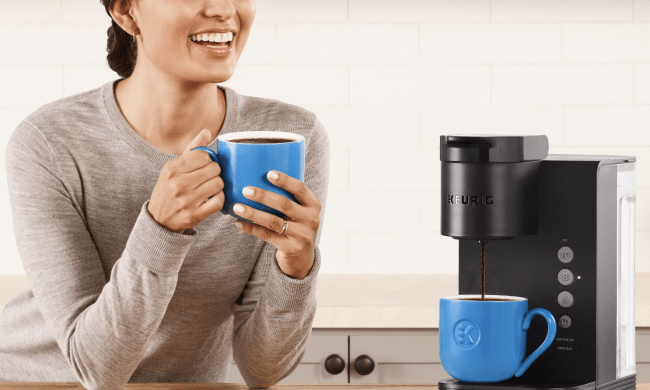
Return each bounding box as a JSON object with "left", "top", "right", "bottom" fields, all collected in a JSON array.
[
  {"left": 125, "top": 199, "right": 198, "bottom": 277},
  {"left": 265, "top": 246, "right": 321, "bottom": 311}
]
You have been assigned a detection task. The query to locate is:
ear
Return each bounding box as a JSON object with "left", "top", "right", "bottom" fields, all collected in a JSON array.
[{"left": 108, "top": 0, "right": 137, "bottom": 32}]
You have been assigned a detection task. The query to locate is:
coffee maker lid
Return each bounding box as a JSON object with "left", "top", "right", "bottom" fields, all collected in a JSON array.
[{"left": 440, "top": 135, "right": 549, "bottom": 163}]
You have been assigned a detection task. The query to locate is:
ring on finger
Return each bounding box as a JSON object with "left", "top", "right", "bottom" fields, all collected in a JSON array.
[{"left": 278, "top": 219, "right": 289, "bottom": 236}]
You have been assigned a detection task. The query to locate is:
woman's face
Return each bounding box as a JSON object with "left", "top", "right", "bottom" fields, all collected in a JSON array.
[{"left": 131, "top": 0, "right": 255, "bottom": 83}]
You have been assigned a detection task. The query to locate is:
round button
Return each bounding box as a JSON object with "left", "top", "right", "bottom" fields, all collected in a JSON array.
[
  {"left": 558, "top": 291, "right": 574, "bottom": 308},
  {"left": 558, "top": 269, "right": 574, "bottom": 286},
  {"left": 558, "top": 247, "right": 574, "bottom": 263},
  {"left": 559, "top": 315, "right": 572, "bottom": 328}
]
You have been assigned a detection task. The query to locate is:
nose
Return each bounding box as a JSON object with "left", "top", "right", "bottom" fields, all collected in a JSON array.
[{"left": 204, "top": 0, "right": 236, "bottom": 21}]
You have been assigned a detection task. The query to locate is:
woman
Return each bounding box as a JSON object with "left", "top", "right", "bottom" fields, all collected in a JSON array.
[{"left": 0, "top": 0, "right": 329, "bottom": 388}]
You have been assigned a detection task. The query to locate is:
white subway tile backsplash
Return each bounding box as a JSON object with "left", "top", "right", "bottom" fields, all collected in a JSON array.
[
  {"left": 0, "top": 66, "right": 63, "bottom": 107},
  {"left": 0, "top": 0, "right": 62, "bottom": 23},
  {"left": 0, "top": 232, "right": 23, "bottom": 275},
  {"left": 64, "top": 66, "right": 120, "bottom": 97},
  {"left": 492, "top": 65, "right": 634, "bottom": 105},
  {"left": 350, "top": 65, "right": 490, "bottom": 106},
  {"left": 63, "top": 0, "right": 111, "bottom": 23},
  {"left": 1, "top": 0, "right": 649, "bottom": 276},
  {"left": 420, "top": 106, "right": 564, "bottom": 148},
  {"left": 0, "top": 190, "right": 11, "bottom": 233},
  {"left": 326, "top": 190, "right": 420, "bottom": 232},
  {"left": 317, "top": 224, "right": 349, "bottom": 273},
  {"left": 420, "top": 190, "right": 441, "bottom": 232},
  {"left": 636, "top": 0, "right": 650, "bottom": 21},
  {"left": 238, "top": 23, "right": 277, "bottom": 65},
  {"left": 633, "top": 147, "right": 650, "bottom": 188},
  {"left": 349, "top": 0, "right": 490, "bottom": 23},
  {"left": 278, "top": 24, "right": 418, "bottom": 65},
  {"left": 637, "top": 64, "right": 650, "bottom": 104},
  {"left": 255, "top": 0, "right": 347, "bottom": 22},
  {"left": 349, "top": 148, "right": 439, "bottom": 190},
  {"left": 637, "top": 231, "right": 650, "bottom": 272},
  {"left": 305, "top": 106, "right": 420, "bottom": 149},
  {"left": 222, "top": 65, "right": 348, "bottom": 106},
  {"left": 349, "top": 232, "right": 458, "bottom": 274},
  {"left": 329, "top": 148, "right": 349, "bottom": 190},
  {"left": 0, "top": 24, "right": 107, "bottom": 65},
  {"left": 492, "top": 0, "right": 634, "bottom": 22},
  {"left": 420, "top": 24, "right": 561, "bottom": 64},
  {"left": 564, "top": 105, "right": 650, "bottom": 147},
  {"left": 563, "top": 24, "right": 650, "bottom": 63}
]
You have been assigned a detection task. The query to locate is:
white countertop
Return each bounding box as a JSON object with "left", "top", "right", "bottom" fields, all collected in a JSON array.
[
  {"left": 312, "top": 273, "right": 650, "bottom": 328},
  {"left": 2, "top": 274, "right": 648, "bottom": 329}
]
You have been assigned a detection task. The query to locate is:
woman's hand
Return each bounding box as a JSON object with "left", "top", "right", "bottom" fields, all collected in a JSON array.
[
  {"left": 148, "top": 129, "right": 225, "bottom": 233},
  {"left": 233, "top": 170, "right": 321, "bottom": 280}
]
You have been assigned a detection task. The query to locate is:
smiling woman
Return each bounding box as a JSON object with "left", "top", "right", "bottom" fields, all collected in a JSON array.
[{"left": 0, "top": 0, "right": 330, "bottom": 388}]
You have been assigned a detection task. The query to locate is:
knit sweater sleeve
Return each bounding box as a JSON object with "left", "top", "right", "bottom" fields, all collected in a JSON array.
[
  {"left": 5, "top": 119, "right": 198, "bottom": 390},
  {"left": 230, "top": 115, "right": 330, "bottom": 388}
]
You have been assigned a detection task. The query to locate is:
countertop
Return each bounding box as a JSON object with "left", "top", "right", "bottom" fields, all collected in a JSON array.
[
  {"left": 0, "top": 385, "right": 432, "bottom": 390},
  {"left": 2, "top": 273, "right": 649, "bottom": 329},
  {"left": 311, "top": 273, "right": 650, "bottom": 328},
  {"left": 1, "top": 385, "right": 647, "bottom": 390}
]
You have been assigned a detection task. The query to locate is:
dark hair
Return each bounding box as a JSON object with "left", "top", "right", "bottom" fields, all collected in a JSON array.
[{"left": 101, "top": 0, "right": 138, "bottom": 78}]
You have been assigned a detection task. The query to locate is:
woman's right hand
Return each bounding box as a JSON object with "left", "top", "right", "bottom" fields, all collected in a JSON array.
[{"left": 147, "top": 129, "right": 225, "bottom": 233}]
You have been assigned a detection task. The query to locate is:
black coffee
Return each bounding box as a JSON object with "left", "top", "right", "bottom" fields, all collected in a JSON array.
[
  {"left": 481, "top": 243, "right": 486, "bottom": 301},
  {"left": 230, "top": 137, "right": 294, "bottom": 144},
  {"left": 453, "top": 297, "right": 519, "bottom": 302}
]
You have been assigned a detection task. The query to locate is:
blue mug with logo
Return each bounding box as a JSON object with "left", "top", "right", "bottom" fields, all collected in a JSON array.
[
  {"left": 192, "top": 131, "right": 305, "bottom": 222},
  {"left": 439, "top": 294, "right": 557, "bottom": 383}
]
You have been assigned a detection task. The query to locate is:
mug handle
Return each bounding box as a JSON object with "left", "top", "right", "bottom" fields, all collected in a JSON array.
[
  {"left": 514, "top": 308, "right": 557, "bottom": 377},
  {"left": 191, "top": 146, "right": 219, "bottom": 201},
  {"left": 192, "top": 146, "right": 218, "bottom": 162}
]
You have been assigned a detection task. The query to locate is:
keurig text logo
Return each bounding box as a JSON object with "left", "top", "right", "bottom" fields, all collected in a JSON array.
[{"left": 447, "top": 195, "right": 494, "bottom": 205}]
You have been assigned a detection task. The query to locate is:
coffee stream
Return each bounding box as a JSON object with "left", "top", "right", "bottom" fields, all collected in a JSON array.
[{"left": 481, "top": 243, "right": 486, "bottom": 301}]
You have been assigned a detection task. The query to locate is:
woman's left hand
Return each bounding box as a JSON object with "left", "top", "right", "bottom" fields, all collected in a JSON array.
[{"left": 233, "top": 170, "right": 321, "bottom": 280}]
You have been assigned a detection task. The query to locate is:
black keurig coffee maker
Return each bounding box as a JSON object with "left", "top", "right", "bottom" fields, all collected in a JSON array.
[{"left": 439, "top": 135, "right": 637, "bottom": 390}]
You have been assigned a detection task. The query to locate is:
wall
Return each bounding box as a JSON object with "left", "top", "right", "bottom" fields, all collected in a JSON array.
[{"left": 0, "top": 0, "right": 648, "bottom": 275}]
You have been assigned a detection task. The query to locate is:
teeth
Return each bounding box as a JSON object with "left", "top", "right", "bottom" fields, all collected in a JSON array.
[{"left": 191, "top": 32, "right": 233, "bottom": 43}]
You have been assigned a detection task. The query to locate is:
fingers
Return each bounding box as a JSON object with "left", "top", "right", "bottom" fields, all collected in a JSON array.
[
  {"left": 196, "top": 191, "right": 225, "bottom": 221},
  {"left": 240, "top": 186, "right": 308, "bottom": 222},
  {"left": 233, "top": 202, "right": 289, "bottom": 235},
  {"left": 173, "top": 129, "right": 215, "bottom": 173},
  {"left": 192, "top": 173, "right": 224, "bottom": 204},
  {"left": 234, "top": 217, "right": 285, "bottom": 248},
  {"left": 267, "top": 171, "right": 320, "bottom": 212}
]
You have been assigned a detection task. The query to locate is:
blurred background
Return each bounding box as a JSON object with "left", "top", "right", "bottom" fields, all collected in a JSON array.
[{"left": 0, "top": 0, "right": 648, "bottom": 276}]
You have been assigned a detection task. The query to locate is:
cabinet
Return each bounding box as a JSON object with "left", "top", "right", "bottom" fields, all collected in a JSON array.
[{"left": 226, "top": 328, "right": 650, "bottom": 384}]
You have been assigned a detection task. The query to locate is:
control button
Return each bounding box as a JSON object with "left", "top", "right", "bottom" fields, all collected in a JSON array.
[
  {"left": 558, "top": 247, "right": 573, "bottom": 263},
  {"left": 559, "top": 315, "right": 572, "bottom": 328},
  {"left": 558, "top": 269, "right": 574, "bottom": 286},
  {"left": 558, "top": 291, "right": 574, "bottom": 308}
]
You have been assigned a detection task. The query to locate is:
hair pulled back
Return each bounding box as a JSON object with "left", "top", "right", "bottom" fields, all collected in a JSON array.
[{"left": 101, "top": 0, "right": 138, "bottom": 78}]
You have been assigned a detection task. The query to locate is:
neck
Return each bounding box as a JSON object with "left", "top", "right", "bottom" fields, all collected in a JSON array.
[{"left": 113, "top": 63, "right": 225, "bottom": 155}]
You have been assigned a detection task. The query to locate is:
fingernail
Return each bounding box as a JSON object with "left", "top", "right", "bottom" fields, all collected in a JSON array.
[
  {"left": 233, "top": 204, "right": 245, "bottom": 214},
  {"left": 235, "top": 221, "right": 243, "bottom": 229},
  {"left": 242, "top": 187, "right": 254, "bottom": 196},
  {"left": 267, "top": 171, "right": 279, "bottom": 180},
  {"left": 201, "top": 137, "right": 209, "bottom": 145}
]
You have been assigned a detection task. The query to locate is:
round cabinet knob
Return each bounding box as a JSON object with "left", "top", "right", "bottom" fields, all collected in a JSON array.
[
  {"left": 354, "top": 354, "right": 375, "bottom": 375},
  {"left": 324, "top": 354, "right": 345, "bottom": 375}
]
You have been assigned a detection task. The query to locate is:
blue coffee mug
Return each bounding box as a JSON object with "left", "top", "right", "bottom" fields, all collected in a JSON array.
[
  {"left": 439, "top": 294, "right": 557, "bottom": 383},
  {"left": 192, "top": 131, "right": 305, "bottom": 222}
]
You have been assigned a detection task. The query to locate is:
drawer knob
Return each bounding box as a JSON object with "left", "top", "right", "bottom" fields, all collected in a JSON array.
[
  {"left": 354, "top": 354, "right": 375, "bottom": 375},
  {"left": 325, "top": 354, "right": 345, "bottom": 375}
]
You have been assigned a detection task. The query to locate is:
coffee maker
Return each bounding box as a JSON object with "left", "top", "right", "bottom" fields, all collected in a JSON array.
[{"left": 438, "top": 135, "right": 637, "bottom": 390}]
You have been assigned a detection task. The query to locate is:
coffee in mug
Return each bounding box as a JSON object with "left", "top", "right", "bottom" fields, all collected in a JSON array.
[{"left": 229, "top": 137, "right": 295, "bottom": 144}]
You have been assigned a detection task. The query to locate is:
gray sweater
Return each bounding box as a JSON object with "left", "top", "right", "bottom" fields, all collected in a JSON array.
[{"left": 0, "top": 79, "right": 329, "bottom": 390}]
